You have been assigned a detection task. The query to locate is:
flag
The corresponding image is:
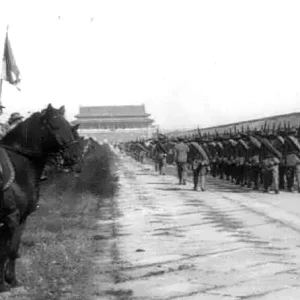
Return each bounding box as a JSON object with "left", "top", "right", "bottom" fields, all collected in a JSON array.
[{"left": 2, "top": 32, "right": 21, "bottom": 90}]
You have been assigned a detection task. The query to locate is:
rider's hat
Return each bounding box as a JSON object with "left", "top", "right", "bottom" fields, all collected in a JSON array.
[{"left": 9, "top": 112, "right": 24, "bottom": 123}]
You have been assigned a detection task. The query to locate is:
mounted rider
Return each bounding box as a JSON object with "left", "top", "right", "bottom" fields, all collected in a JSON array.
[
  {"left": 0, "top": 112, "right": 24, "bottom": 233},
  {"left": 0, "top": 105, "right": 7, "bottom": 139}
]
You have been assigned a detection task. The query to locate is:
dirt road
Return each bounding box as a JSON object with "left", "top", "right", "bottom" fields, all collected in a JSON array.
[{"left": 93, "top": 153, "right": 300, "bottom": 300}]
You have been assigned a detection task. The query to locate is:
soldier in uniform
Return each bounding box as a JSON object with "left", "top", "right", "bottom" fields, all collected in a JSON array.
[
  {"left": 248, "top": 135, "right": 261, "bottom": 190},
  {"left": 261, "top": 141, "right": 281, "bottom": 194},
  {"left": 0, "top": 112, "right": 24, "bottom": 232},
  {"left": 174, "top": 137, "right": 189, "bottom": 185},
  {"left": 6, "top": 112, "right": 24, "bottom": 132},
  {"left": 139, "top": 150, "right": 146, "bottom": 164},
  {"left": 284, "top": 128, "right": 300, "bottom": 192},
  {"left": 235, "top": 138, "right": 248, "bottom": 186},
  {"left": 190, "top": 142, "right": 210, "bottom": 191},
  {"left": 210, "top": 143, "right": 218, "bottom": 178},
  {"left": 152, "top": 139, "right": 168, "bottom": 175},
  {"left": 0, "top": 105, "right": 7, "bottom": 139},
  {"left": 295, "top": 158, "right": 300, "bottom": 193},
  {"left": 271, "top": 132, "right": 285, "bottom": 190}
]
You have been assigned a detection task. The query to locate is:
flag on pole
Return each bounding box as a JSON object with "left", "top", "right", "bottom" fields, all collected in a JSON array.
[{"left": 1, "top": 31, "right": 21, "bottom": 90}]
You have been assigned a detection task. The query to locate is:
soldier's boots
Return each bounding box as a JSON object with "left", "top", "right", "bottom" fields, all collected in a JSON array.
[
  {"left": 264, "top": 187, "right": 279, "bottom": 194},
  {"left": 193, "top": 184, "right": 205, "bottom": 191}
]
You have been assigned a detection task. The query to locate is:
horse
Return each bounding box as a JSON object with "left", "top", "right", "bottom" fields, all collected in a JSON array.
[
  {"left": 51, "top": 123, "right": 83, "bottom": 174},
  {"left": 0, "top": 104, "right": 82, "bottom": 292},
  {"left": 30, "top": 121, "right": 84, "bottom": 181}
]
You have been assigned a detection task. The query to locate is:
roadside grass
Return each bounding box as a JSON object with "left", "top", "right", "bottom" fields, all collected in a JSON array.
[{"left": 16, "top": 144, "right": 118, "bottom": 300}]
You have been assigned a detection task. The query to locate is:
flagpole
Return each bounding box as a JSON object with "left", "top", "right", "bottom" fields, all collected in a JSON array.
[
  {"left": 0, "top": 25, "right": 8, "bottom": 111},
  {"left": 0, "top": 78, "right": 3, "bottom": 109}
]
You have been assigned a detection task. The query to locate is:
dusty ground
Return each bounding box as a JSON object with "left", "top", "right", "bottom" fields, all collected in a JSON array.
[
  {"left": 91, "top": 152, "right": 300, "bottom": 300},
  {"left": 3, "top": 151, "right": 300, "bottom": 299},
  {"left": 0, "top": 144, "right": 118, "bottom": 300}
]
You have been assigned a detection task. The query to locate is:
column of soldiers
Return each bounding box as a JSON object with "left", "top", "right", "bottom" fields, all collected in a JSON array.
[{"left": 124, "top": 123, "right": 300, "bottom": 194}]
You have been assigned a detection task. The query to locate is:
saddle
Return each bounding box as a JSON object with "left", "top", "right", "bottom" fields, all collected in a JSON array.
[{"left": 0, "top": 147, "right": 15, "bottom": 190}]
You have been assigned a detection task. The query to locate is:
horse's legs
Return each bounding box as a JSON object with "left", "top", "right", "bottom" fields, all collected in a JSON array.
[
  {"left": 0, "top": 258, "right": 8, "bottom": 292},
  {"left": 0, "top": 235, "right": 9, "bottom": 292},
  {"left": 5, "top": 223, "right": 25, "bottom": 287},
  {"left": 5, "top": 258, "right": 17, "bottom": 287}
]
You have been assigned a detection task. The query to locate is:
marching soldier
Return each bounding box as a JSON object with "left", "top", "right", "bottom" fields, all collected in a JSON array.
[
  {"left": 248, "top": 135, "right": 261, "bottom": 190},
  {"left": 152, "top": 139, "right": 168, "bottom": 175},
  {"left": 295, "top": 160, "right": 300, "bottom": 193},
  {"left": 139, "top": 150, "right": 146, "bottom": 164},
  {"left": 284, "top": 128, "right": 300, "bottom": 192},
  {"left": 174, "top": 137, "right": 189, "bottom": 185},
  {"left": 271, "top": 133, "right": 285, "bottom": 190},
  {"left": 235, "top": 138, "right": 248, "bottom": 186},
  {"left": 210, "top": 145, "right": 218, "bottom": 177},
  {"left": 189, "top": 141, "right": 210, "bottom": 191},
  {"left": 260, "top": 136, "right": 281, "bottom": 194}
]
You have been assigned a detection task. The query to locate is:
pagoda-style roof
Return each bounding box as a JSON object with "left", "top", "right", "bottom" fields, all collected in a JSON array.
[
  {"left": 73, "top": 117, "right": 154, "bottom": 124},
  {"left": 75, "top": 105, "right": 150, "bottom": 118}
]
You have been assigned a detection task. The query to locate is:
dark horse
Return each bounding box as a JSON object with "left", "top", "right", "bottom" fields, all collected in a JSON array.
[{"left": 0, "top": 104, "right": 82, "bottom": 291}]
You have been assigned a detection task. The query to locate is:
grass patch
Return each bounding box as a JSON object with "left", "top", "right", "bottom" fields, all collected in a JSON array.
[{"left": 16, "top": 143, "right": 118, "bottom": 300}]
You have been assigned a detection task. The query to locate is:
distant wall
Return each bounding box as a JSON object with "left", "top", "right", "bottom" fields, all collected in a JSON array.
[
  {"left": 78, "top": 127, "right": 156, "bottom": 143},
  {"left": 167, "top": 112, "right": 300, "bottom": 137}
]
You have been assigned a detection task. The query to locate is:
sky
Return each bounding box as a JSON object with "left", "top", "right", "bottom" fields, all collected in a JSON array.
[{"left": 0, "top": 0, "right": 300, "bottom": 130}]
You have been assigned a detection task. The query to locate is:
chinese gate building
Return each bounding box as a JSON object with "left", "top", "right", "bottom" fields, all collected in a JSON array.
[{"left": 73, "top": 105, "right": 156, "bottom": 142}]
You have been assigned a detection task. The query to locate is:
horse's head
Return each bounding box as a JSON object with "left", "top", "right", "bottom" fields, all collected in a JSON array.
[
  {"left": 69, "top": 124, "right": 85, "bottom": 173},
  {"left": 41, "top": 104, "right": 82, "bottom": 166},
  {"left": 71, "top": 125, "right": 85, "bottom": 152}
]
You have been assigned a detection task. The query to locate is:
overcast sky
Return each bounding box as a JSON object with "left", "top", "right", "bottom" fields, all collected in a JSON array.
[{"left": 0, "top": 0, "right": 300, "bottom": 129}]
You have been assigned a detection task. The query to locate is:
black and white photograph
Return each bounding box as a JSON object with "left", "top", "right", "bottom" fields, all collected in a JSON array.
[{"left": 0, "top": 0, "right": 300, "bottom": 299}]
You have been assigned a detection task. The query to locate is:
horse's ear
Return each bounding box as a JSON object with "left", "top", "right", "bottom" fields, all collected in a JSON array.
[
  {"left": 59, "top": 106, "right": 65, "bottom": 115},
  {"left": 47, "top": 104, "right": 53, "bottom": 111},
  {"left": 72, "top": 124, "right": 80, "bottom": 131}
]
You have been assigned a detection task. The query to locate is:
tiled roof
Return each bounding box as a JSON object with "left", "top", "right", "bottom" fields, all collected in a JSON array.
[
  {"left": 76, "top": 105, "right": 149, "bottom": 117},
  {"left": 73, "top": 117, "right": 154, "bottom": 124}
]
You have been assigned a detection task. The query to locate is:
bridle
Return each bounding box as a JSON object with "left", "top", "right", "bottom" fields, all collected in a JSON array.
[{"left": 0, "top": 114, "right": 80, "bottom": 160}]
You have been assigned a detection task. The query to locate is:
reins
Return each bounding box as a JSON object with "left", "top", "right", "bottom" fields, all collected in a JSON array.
[{"left": 0, "top": 143, "right": 62, "bottom": 160}]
